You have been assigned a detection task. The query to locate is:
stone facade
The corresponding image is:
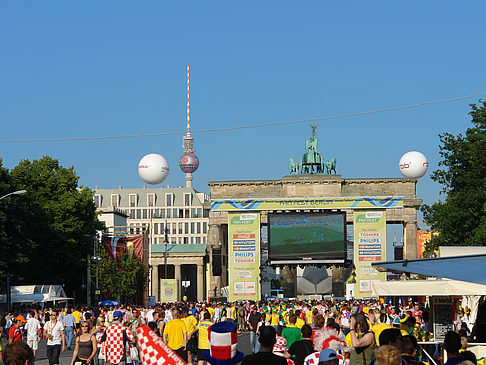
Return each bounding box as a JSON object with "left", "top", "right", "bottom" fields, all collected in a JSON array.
[{"left": 207, "top": 175, "right": 422, "bottom": 297}]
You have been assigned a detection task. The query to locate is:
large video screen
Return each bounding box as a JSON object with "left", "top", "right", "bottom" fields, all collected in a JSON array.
[{"left": 268, "top": 212, "right": 346, "bottom": 264}]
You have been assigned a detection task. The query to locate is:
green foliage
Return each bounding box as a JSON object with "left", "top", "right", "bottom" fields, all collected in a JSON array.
[
  {"left": 421, "top": 101, "right": 486, "bottom": 246},
  {"left": 99, "top": 246, "right": 149, "bottom": 304},
  {"left": 0, "top": 156, "right": 103, "bottom": 300}
]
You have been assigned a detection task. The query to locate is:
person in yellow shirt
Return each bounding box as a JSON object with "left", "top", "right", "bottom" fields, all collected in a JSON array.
[
  {"left": 305, "top": 306, "right": 313, "bottom": 324},
  {"left": 372, "top": 313, "right": 392, "bottom": 345},
  {"left": 163, "top": 309, "right": 187, "bottom": 362},
  {"left": 72, "top": 308, "right": 82, "bottom": 330},
  {"left": 270, "top": 306, "right": 280, "bottom": 327},
  {"left": 197, "top": 312, "right": 213, "bottom": 365},
  {"left": 207, "top": 305, "right": 215, "bottom": 321},
  {"left": 182, "top": 308, "right": 198, "bottom": 364},
  {"left": 295, "top": 310, "right": 305, "bottom": 329}
]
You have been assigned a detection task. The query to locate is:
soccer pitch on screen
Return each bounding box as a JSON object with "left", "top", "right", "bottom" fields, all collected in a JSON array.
[{"left": 268, "top": 212, "right": 346, "bottom": 263}]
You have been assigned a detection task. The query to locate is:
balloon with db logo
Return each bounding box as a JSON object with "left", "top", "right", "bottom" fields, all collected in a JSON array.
[
  {"left": 138, "top": 154, "right": 169, "bottom": 185},
  {"left": 399, "top": 151, "right": 429, "bottom": 179}
]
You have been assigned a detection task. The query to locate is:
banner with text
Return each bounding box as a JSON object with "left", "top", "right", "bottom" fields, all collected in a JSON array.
[
  {"left": 160, "top": 279, "right": 178, "bottom": 302},
  {"left": 228, "top": 212, "right": 260, "bottom": 302},
  {"left": 212, "top": 197, "right": 403, "bottom": 211},
  {"left": 354, "top": 210, "right": 387, "bottom": 299}
]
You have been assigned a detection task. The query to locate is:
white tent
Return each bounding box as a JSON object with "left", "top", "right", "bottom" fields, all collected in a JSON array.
[
  {"left": 372, "top": 279, "right": 486, "bottom": 296},
  {"left": 0, "top": 285, "right": 72, "bottom": 304}
]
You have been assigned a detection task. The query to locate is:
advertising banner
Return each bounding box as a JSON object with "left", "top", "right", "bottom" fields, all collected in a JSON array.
[
  {"left": 160, "top": 279, "right": 178, "bottom": 302},
  {"left": 354, "top": 210, "right": 387, "bottom": 299},
  {"left": 212, "top": 197, "right": 403, "bottom": 211},
  {"left": 228, "top": 212, "right": 260, "bottom": 301}
]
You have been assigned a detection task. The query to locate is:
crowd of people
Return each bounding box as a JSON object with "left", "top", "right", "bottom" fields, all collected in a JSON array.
[{"left": 0, "top": 297, "right": 480, "bottom": 365}]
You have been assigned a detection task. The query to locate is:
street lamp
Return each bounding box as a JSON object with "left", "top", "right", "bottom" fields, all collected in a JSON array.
[
  {"left": 0, "top": 189, "right": 28, "bottom": 312},
  {"left": 0, "top": 190, "right": 27, "bottom": 201}
]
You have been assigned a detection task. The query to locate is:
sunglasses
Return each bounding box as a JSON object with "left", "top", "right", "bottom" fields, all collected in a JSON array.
[{"left": 81, "top": 325, "right": 89, "bottom": 328}]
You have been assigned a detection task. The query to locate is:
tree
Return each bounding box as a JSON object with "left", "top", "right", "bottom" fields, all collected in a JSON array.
[
  {"left": 421, "top": 101, "right": 486, "bottom": 247},
  {"left": 98, "top": 246, "right": 149, "bottom": 304},
  {"left": 0, "top": 156, "right": 103, "bottom": 301}
]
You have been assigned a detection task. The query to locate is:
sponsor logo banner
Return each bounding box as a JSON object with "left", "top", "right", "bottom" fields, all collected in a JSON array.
[
  {"left": 228, "top": 212, "right": 260, "bottom": 301},
  {"left": 354, "top": 210, "right": 387, "bottom": 298}
]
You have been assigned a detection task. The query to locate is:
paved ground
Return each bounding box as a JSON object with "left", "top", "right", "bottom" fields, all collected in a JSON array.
[{"left": 1, "top": 331, "right": 252, "bottom": 365}]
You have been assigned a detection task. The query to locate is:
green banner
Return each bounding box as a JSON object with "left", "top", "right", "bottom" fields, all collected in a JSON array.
[
  {"left": 228, "top": 212, "right": 260, "bottom": 301},
  {"left": 354, "top": 210, "right": 387, "bottom": 299}
]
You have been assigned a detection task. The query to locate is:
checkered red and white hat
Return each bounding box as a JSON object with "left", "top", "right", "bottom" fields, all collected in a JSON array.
[
  {"left": 273, "top": 336, "right": 288, "bottom": 353},
  {"left": 136, "top": 324, "right": 185, "bottom": 365},
  {"left": 203, "top": 321, "right": 244, "bottom": 365}
]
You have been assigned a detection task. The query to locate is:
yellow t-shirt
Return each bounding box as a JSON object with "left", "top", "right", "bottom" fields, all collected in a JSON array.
[
  {"left": 306, "top": 310, "right": 313, "bottom": 324},
  {"left": 163, "top": 319, "right": 187, "bottom": 350},
  {"left": 183, "top": 315, "right": 197, "bottom": 336},
  {"left": 72, "top": 311, "right": 82, "bottom": 323},
  {"left": 372, "top": 323, "right": 392, "bottom": 345},
  {"left": 296, "top": 318, "right": 305, "bottom": 329},
  {"left": 197, "top": 321, "right": 213, "bottom": 349},
  {"left": 345, "top": 332, "right": 353, "bottom": 349},
  {"left": 207, "top": 307, "right": 214, "bottom": 318},
  {"left": 271, "top": 313, "right": 280, "bottom": 326},
  {"left": 231, "top": 307, "right": 237, "bottom": 320}
]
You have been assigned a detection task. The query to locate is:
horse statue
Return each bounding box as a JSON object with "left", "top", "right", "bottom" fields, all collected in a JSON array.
[
  {"left": 325, "top": 157, "right": 337, "bottom": 174},
  {"left": 289, "top": 158, "right": 300, "bottom": 174}
]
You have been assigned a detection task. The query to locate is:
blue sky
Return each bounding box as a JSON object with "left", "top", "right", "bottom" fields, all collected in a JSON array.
[{"left": 1, "top": 1, "right": 485, "bottom": 213}]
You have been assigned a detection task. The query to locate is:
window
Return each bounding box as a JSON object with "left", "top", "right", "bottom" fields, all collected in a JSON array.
[
  {"left": 197, "top": 208, "right": 202, "bottom": 218},
  {"left": 197, "top": 222, "right": 201, "bottom": 234},
  {"left": 173, "top": 209, "right": 179, "bottom": 218},
  {"left": 171, "top": 237, "right": 177, "bottom": 244},
  {"left": 166, "top": 194, "right": 172, "bottom": 207},
  {"left": 178, "top": 209, "right": 183, "bottom": 219},
  {"left": 190, "top": 237, "right": 194, "bottom": 244},
  {"left": 203, "top": 237, "right": 206, "bottom": 244},
  {"left": 185, "top": 222, "right": 189, "bottom": 234},
  {"left": 184, "top": 193, "right": 192, "bottom": 206},
  {"left": 111, "top": 194, "right": 119, "bottom": 207},
  {"left": 154, "top": 237, "right": 158, "bottom": 244},
  {"left": 196, "top": 237, "right": 201, "bottom": 244},
  {"left": 94, "top": 195, "right": 101, "bottom": 207},
  {"left": 130, "top": 210, "right": 135, "bottom": 219},
  {"left": 160, "top": 209, "right": 165, "bottom": 218},
  {"left": 160, "top": 222, "right": 165, "bottom": 234},
  {"left": 184, "top": 237, "right": 189, "bottom": 244},
  {"left": 167, "top": 209, "right": 171, "bottom": 218},
  {"left": 136, "top": 209, "right": 141, "bottom": 219},
  {"left": 129, "top": 194, "right": 137, "bottom": 207},
  {"left": 191, "top": 222, "right": 195, "bottom": 234},
  {"left": 203, "top": 222, "right": 207, "bottom": 233},
  {"left": 129, "top": 225, "right": 135, "bottom": 234},
  {"left": 147, "top": 194, "right": 155, "bottom": 207},
  {"left": 185, "top": 209, "right": 190, "bottom": 218},
  {"left": 178, "top": 223, "right": 183, "bottom": 234},
  {"left": 172, "top": 224, "right": 176, "bottom": 235},
  {"left": 143, "top": 209, "right": 148, "bottom": 219},
  {"left": 154, "top": 223, "right": 158, "bottom": 235},
  {"left": 203, "top": 209, "right": 209, "bottom": 218}
]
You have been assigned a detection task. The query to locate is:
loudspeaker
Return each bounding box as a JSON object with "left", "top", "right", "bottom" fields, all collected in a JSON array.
[{"left": 212, "top": 248, "right": 222, "bottom": 276}]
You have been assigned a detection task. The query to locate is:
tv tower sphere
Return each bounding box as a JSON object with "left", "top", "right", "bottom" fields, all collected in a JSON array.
[
  {"left": 179, "top": 152, "right": 199, "bottom": 173},
  {"left": 138, "top": 153, "right": 169, "bottom": 185},
  {"left": 399, "top": 151, "right": 429, "bottom": 179}
]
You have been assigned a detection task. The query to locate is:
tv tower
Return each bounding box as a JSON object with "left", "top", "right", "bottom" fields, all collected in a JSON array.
[{"left": 178, "top": 63, "right": 199, "bottom": 188}]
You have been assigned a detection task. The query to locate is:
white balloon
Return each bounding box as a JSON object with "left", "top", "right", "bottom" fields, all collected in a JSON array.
[
  {"left": 138, "top": 154, "right": 169, "bottom": 185},
  {"left": 399, "top": 151, "right": 429, "bottom": 179}
]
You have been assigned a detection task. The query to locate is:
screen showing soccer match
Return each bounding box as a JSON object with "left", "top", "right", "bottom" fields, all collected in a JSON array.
[{"left": 268, "top": 212, "right": 346, "bottom": 264}]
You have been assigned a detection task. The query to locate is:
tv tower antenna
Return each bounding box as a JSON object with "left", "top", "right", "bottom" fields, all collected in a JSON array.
[
  {"left": 186, "top": 62, "right": 191, "bottom": 137},
  {"left": 179, "top": 62, "right": 199, "bottom": 188}
]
